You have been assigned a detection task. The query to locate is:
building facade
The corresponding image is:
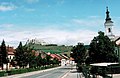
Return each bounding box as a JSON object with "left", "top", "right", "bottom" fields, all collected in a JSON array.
[{"left": 104, "top": 7, "right": 115, "bottom": 40}]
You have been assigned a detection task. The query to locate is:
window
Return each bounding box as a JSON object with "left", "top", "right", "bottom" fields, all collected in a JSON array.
[
  {"left": 10, "top": 56, "right": 11, "bottom": 59},
  {"left": 108, "top": 28, "right": 111, "bottom": 32}
]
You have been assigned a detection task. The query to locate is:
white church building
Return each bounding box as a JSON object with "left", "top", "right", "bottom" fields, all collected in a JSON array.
[{"left": 104, "top": 7, "right": 120, "bottom": 62}]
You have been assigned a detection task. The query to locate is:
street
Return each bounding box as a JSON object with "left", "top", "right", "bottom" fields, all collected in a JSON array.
[
  {"left": 3, "top": 65, "right": 120, "bottom": 78},
  {"left": 2, "top": 65, "right": 73, "bottom": 78},
  {"left": 21, "top": 66, "right": 71, "bottom": 78}
]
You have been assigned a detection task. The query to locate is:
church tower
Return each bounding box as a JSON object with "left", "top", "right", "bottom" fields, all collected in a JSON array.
[{"left": 104, "top": 7, "right": 115, "bottom": 40}]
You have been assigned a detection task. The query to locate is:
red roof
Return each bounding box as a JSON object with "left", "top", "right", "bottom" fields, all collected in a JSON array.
[
  {"left": 8, "top": 52, "right": 14, "bottom": 55},
  {"left": 49, "top": 54, "right": 62, "bottom": 61},
  {"left": 6, "top": 47, "right": 15, "bottom": 55}
]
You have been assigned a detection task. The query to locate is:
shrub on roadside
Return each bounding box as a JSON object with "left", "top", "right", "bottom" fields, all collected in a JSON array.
[
  {"left": 0, "top": 71, "right": 6, "bottom": 77},
  {"left": 0, "top": 64, "right": 59, "bottom": 77}
]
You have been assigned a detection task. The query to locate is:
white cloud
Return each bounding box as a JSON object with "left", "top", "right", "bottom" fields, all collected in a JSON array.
[
  {"left": 0, "top": 16, "right": 107, "bottom": 48},
  {"left": 0, "top": 2, "right": 16, "bottom": 11},
  {"left": 0, "top": 16, "right": 105, "bottom": 47},
  {"left": 0, "top": 28, "right": 97, "bottom": 48}
]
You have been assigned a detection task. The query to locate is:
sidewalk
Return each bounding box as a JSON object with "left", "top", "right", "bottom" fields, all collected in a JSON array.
[
  {"left": 62, "top": 66, "right": 85, "bottom": 78},
  {"left": 1, "top": 66, "right": 61, "bottom": 78}
]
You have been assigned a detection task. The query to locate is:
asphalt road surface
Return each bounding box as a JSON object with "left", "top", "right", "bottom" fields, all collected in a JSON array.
[{"left": 21, "top": 66, "right": 71, "bottom": 78}]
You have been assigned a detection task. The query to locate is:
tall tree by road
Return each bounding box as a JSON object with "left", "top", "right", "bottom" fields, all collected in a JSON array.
[
  {"left": 1, "top": 40, "right": 8, "bottom": 64},
  {"left": 71, "top": 43, "right": 86, "bottom": 65},
  {"left": 15, "top": 42, "right": 24, "bottom": 68},
  {"left": 86, "top": 31, "right": 118, "bottom": 64}
]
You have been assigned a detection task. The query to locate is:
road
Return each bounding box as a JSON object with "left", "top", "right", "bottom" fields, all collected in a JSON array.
[{"left": 21, "top": 66, "right": 71, "bottom": 78}]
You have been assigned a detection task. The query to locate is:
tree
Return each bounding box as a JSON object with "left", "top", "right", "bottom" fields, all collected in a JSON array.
[
  {"left": 12, "top": 42, "right": 32, "bottom": 68},
  {"left": 46, "top": 55, "right": 52, "bottom": 65},
  {"left": 36, "top": 53, "right": 42, "bottom": 67},
  {"left": 86, "top": 31, "right": 118, "bottom": 64},
  {"left": 15, "top": 42, "right": 24, "bottom": 68},
  {"left": 71, "top": 43, "right": 86, "bottom": 65},
  {"left": 1, "top": 40, "right": 8, "bottom": 64},
  {"left": 22, "top": 45, "right": 33, "bottom": 67},
  {"left": 15, "top": 42, "right": 34, "bottom": 68},
  {"left": 15, "top": 42, "right": 32, "bottom": 68},
  {"left": 0, "top": 40, "right": 8, "bottom": 70},
  {"left": 51, "top": 58, "right": 59, "bottom": 65},
  {"left": 29, "top": 53, "right": 37, "bottom": 68},
  {"left": 41, "top": 58, "right": 47, "bottom": 67}
]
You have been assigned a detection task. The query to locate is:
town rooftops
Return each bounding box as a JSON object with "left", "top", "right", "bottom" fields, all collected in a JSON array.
[{"left": 49, "top": 54, "right": 62, "bottom": 61}]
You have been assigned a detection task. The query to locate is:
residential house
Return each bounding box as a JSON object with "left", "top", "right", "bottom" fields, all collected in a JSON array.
[
  {"left": 7, "top": 46, "right": 15, "bottom": 62},
  {"left": 6, "top": 46, "right": 15, "bottom": 69},
  {"left": 60, "top": 54, "right": 70, "bottom": 66}
]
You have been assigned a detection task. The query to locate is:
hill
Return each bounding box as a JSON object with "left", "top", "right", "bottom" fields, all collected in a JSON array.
[
  {"left": 25, "top": 39, "right": 89, "bottom": 56},
  {"left": 27, "top": 43, "right": 73, "bottom": 54}
]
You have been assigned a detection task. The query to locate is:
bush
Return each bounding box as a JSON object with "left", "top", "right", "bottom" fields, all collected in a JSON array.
[
  {"left": 0, "top": 71, "right": 6, "bottom": 77},
  {"left": 27, "top": 68, "right": 35, "bottom": 72},
  {"left": 107, "top": 65, "right": 120, "bottom": 74}
]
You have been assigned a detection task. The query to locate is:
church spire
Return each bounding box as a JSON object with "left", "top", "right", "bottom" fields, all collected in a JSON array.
[
  {"left": 105, "top": 6, "right": 112, "bottom": 21},
  {"left": 104, "top": 6, "right": 115, "bottom": 40}
]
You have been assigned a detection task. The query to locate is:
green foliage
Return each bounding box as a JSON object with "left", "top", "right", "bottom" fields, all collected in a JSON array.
[
  {"left": 15, "top": 42, "right": 33, "bottom": 68},
  {"left": 1, "top": 40, "right": 8, "bottom": 64},
  {"left": 46, "top": 55, "right": 52, "bottom": 65},
  {"left": 36, "top": 53, "right": 42, "bottom": 67},
  {"left": 0, "top": 71, "right": 6, "bottom": 77},
  {"left": 15, "top": 42, "right": 24, "bottom": 67},
  {"left": 24, "top": 45, "right": 34, "bottom": 67},
  {"left": 71, "top": 43, "right": 86, "bottom": 64},
  {"left": 86, "top": 31, "right": 118, "bottom": 64},
  {"left": 14, "top": 42, "right": 60, "bottom": 69},
  {"left": 52, "top": 58, "right": 59, "bottom": 65},
  {"left": 41, "top": 58, "right": 47, "bottom": 66}
]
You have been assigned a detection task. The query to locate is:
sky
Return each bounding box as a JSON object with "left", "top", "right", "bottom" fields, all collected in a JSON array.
[{"left": 0, "top": 0, "right": 120, "bottom": 47}]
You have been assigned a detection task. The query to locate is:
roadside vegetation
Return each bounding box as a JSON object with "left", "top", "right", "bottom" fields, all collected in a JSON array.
[
  {"left": 0, "top": 41, "right": 60, "bottom": 77},
  {"left": 0, "top": 65, "right": 59, "bottom": 77},
  {"left": 71, "top": 31, "right": 119, "bottom": 78}
]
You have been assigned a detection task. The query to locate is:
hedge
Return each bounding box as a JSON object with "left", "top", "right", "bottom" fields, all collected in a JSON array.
[{"left": 0, "top": 65, "right": 59, "bottom": 77}]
